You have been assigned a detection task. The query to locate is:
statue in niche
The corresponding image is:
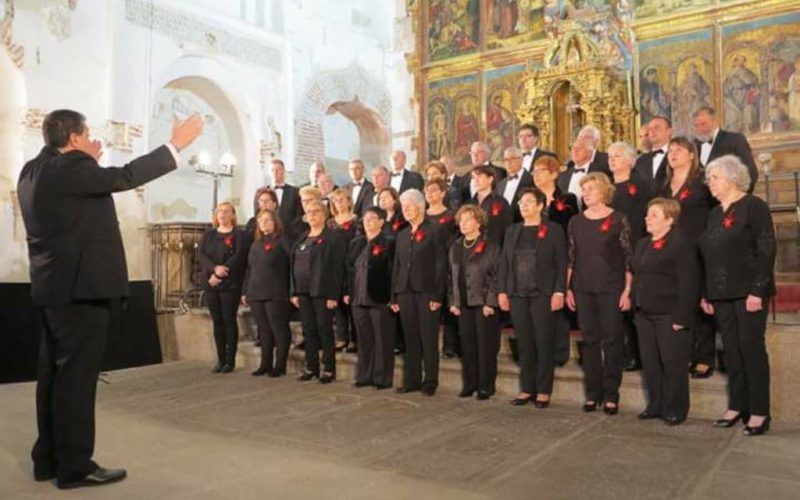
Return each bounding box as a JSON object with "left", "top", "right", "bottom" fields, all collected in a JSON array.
[
  {"left": 264, "top": 116, "right": 282, "bottom": 157},
  {"left": 724, "top": 55, "right": 761, "bottom": 134}
]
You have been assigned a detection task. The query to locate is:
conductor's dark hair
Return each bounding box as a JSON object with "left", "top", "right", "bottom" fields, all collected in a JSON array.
[{"left": 42, "top": 110, "right": 87, "bottom": 148}]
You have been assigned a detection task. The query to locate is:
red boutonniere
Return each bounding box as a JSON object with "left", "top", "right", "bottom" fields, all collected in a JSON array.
[
  {"left": 224, "top": 235, "right": 234, "bottom": 248},
  {"left": 627, "top": 183, "right": 638, "bottom": 197},
  {"left": 263, "top": 241, "right": 274, "bottom": 252},
  {"left": 537, "top": 224, "right": 549, "bottom": 240},
  {"left": 651, "top": 238, "right": 666, "bottom": 251},
  {"left": 554, "top": 197, "right": 569, "bottom": 212},
  {"left": 722, "top": 209, "right": 736, "bottom": 229},
  {"left": 314, "top": 237, "right": 326, "bottom": 245},
  {"left": 438, "top": 214, "right": 453, "bottom": 225},
  {"left": 341, "top": 220, "right": 353, "bottom": 231},
  {"left": 491, "top": 201, "right": 503, "bottom": 217},
  {"left": 677, "top": 187, "right": 691, "bottom": 202},
  {"left": 474, "top": 239, "right": 487, "bottom": 254},
  {"left": 371, "top": 244, "right": 386, "bottom": 256},
  {"left": 599, "top": 216, "right": 613, "bottom": 233},
  {"left": 392, "top": 219, "right": 404, "bottom": 232},
  {"left": 413, "top": 229, "right": 426, "bottom": 242}
]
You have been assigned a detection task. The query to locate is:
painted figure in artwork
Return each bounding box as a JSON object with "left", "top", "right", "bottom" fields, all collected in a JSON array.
[
  {"left": 724, "top": 55, "right": 761, "bottom": 134},
  {"left": 486, "top": 94, "right": 515, "bottom": 148},
  {"left": 640, "top": 66, "right": 671, "bottom": 124},
  {"left": 675, "top": 62, "right": 710, "bottom": 134},
  {"left": 788, "top": 58, "right": 800, "bottom": 128},
  {"left": 455, "top": 100, "right": 480, "bottom": 150},
  {"left": 431, "top": 102, "right": 451, "bottom": 158},
  {"left": 492, "top": 0, "right": 519, "bottom": 39}
]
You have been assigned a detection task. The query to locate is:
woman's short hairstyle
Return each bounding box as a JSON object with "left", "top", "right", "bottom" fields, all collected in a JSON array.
[
  {"left": 425, "top": 160, "right": 447, "bottom": 179},
  {"left": 299, "top": 185, "right": 322, "bottom": 201},
  {"left": 399, "top": 188, "right": 426, "bottom": 210},
  {"left": 376, "top": 187, "right": 400, "bottom": 212},
  {"left": 608, "top": 141, "right": 637, "bottom": 162},
  {"left": 647, "top": 197, "right": 681, "bottom": 224},
  {"left": 424, "top": 178, "right": 447, "bottom": 194},
  {"left": 254, "top": 208, "right": 283, "bottom": 240},
  {"left": 517, "top": 187, "right": 547, "bottom": 211},
  {"left": 532, "top": 155, "right": 560, "bottom": 175},
  {"left": 579, "top": 172, "right": 615, "bottom": 204},
  {"left": 472, "top": 164, "right": 496, "bottom": 179},
  {"left": 302, "top": 199, "right": 328, "bottom": 220},
  {"left": 212, "top": 201, "right": 237, "bottom": 227},
  {"left": 328, "top": 188, "right": 353, "bottom": 217},
  {"left": 455, "top": 204, "right": 488, "bottom": 229},
  {"left": 706, "top": 154, "right": 752, "bottom": 193},
  {"left": 668, "top": 136, "right": 700, "bottom": 183},
  {"left": 362, "top": 206, "right": 386, "bottom": 220}
]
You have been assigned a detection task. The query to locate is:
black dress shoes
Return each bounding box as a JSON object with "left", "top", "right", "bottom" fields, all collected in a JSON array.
[
  {"left": 396, "top": 386, "right": 420, "bottom": 394},
  {"left": 638, "top": 410, "right": 661, "bottom": 420},
  {"left": 458, "top": 389, "right": 475, "bottom": 398},
  {"left": 534, "top": 399, "right": 550, "bottom": 409},
  {"left": 319, "top": 373, "right": 335, "bottom": 384},
  {"left": 421, "top": 386, "right": 436, "bottom": 397},
  {"left": 510, "top": 397, "right": 531, "bottom": 406},
  {"left": 56, "top": 466, "right": 127, "bottom": 490},
  {"left": 743, "top": 416, "right": 770, "bottom": 436},
  {"left": 251, "top": 366, "right": 271, "bottom": 376},
  {"left": 476, "top": 391, "right": 491, "bottom": 401},
  {"left": 34, "top": 464, "right": 55, "bottom": 482},
  {"left": 582, "top": 401, "right": 597, "bottom": 412},
  {"left": 220, "top": 364, "right": 233, "bottom": 374},
  {"left": 714, "top": 412, "right": 748, "bottom": 428},
  {"left": 211, "top": 364, "right": 223, "bottom": 373},
  {"left": 603, "top": 404, "right": 619, "bottom": 415},
  {"left": 663, "top": 416, "right": 685, "bottom": 426},
  {"left": 267, "top": 371, "right": 285, "bottom": 378},
  {"left": 352, "top": 381, "right": 371, "bottom": 388},
  {"left": 297, "top": 372, "right": 317, "bottom": 382}
]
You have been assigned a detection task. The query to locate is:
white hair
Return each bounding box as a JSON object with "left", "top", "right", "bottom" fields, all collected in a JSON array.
[
  {"left": 579, "top": 125, "right": 601, "bottom": 148},
  {"left": 706, "top": 155, "right": 751, "bottom": 193},
  {"left": 608, "top": 141, "right": 637, "bottom": 161},
  {"left": 504, "top": 146, "right": 522, "bottom": 158},
  {"left": 399, "top": 188, "right": 426, "bottom": 210},
  {"left": 471, "top": 141, "right": 491, "bottom": 154}
]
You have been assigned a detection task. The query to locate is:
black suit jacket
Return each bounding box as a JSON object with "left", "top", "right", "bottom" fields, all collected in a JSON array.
[
  {"left": 447, "top": 236, "right": 500, "bottom": 308},
  {"left": 497, "top": 221, "right": 567, "bottom": 297},
  {"left": 468, "top": 193, "right": 512, "bottom": 244},
  {"left": 522, "top": 148, "right": 558, "bottom": 172},
  {"left": 345, "top": 233, "right": 395, "bottom": 304},
  {"left": 391, "top": 219, "right": 448, "bottom": 301},
  {"left": 393, "top": 169, "right": 424, "bottom": 194},
  {"left": 632, "top": 148, "right": 669, "bottom": 194},
  {"left": 694, "top": 129, "right": 758, "bottom": 193},
  {"left": 346, "top": 179, "right": 374, "bottom": 215},
  {"left": 557, "top": 156, "right": 612, "bottom": 194},
  {"left": 276, "top": 184, "right": 301, "bottom": 228},
  {"left": 445, "top": 175, "right": 465, "bottom": 212},
  {"left": 632, "top": 229, "right": 699, "bottom": 327},
  {"left": 494, "top": 169, "right": 534, "bottom": 222},
  {"left": 290, "top": 226, "right": 347, "bottom": 300},
  {"left": 17, "top": 145, "right": 176, "bottom": 306}
]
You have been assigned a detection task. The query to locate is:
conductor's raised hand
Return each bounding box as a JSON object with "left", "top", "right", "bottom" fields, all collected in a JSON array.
[
  {"left": 170, "top": 114, "right": 204, "bottom": 151},
  {"left": 88, "top": 139, "right": 104, "bottom": 161}
]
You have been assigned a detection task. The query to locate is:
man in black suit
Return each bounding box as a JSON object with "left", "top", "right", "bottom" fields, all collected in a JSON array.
[
  {"left": 518, "top": 123, "right": 557, "bottom": 173},
  {"left": 388, "top": 150, "right": 424, "bottom": 194},
  {"left": 633, "top": 116, "right": 672, "bottom": 193},
  {"left": 467, "top": 141, "right": 506, "bottom": 200},
  {"left": 345, "top": 159, "right": 374, "bottom": 215},
  {"left": 269, "top": 159, "right": 301, "bottom": 237},
  {"left": 692, "top": 106, "right": 758, "bottom": 193},
  {"left": 362, "top": 165, "right": 391, "bottom": 212},
  {"left": 566, "top": 125, "right": 611, "bottom": 175},
  {"left": 440, "top": 155, "right": 465, "bottom": 212},
  {"left": 494, "top": 147, "right": 534, "bottom": 222},
  {"left": 17, "top": 110, "right": 203, "bottom": 489},
  {"left": 557, "top": 139, "right": 605, "bottom": 209}
]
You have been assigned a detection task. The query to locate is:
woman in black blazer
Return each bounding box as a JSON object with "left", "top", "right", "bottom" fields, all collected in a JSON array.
[
  {"left": 632, "top": 198, "right": 699, "bottom": 425},
  {"left": 699, "top": 155, "right": 776, "bottom": 436},
  {"left": 344, "top": 207, "right": 396, "bottom": 389},
  {"left": 498, "top": 187, "right": 566, "bottom": 408},
  {"left": 448, "top": 205, "right": 502, "bottom": 400},
  {"left": 242, "top": 209, "right": 292, "bottom": 377},
  {"left": 328, "top": 188, "right": 360, "bottom": 353},
  {"left": 290, "top": 200, "right": 347, "bottom": 384},
  {"left": 470, "top": 165, "right": 512, "bottom": 244},
  {"left": 391, "top": 189, "right": 448, "bottom": 396},
  {"left": 197, "top": 202, "right": 247, "bottom": 373}
]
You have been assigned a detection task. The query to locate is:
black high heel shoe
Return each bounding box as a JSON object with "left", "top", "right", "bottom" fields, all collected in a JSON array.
[
  {"left": 583, "top": 401, "right": 597, "bottom": 412},
  {"left": 603, "top": 403, "right": 619, "bottom": 415},
  {"left": 743, "top": 416, "right": 771, "bottom": 436},
  {"left": 251, "top": 366, "right": 271, "bottom": 376},
  {"left": 713, "top": 412, "right": 749, "bottom": 428}
]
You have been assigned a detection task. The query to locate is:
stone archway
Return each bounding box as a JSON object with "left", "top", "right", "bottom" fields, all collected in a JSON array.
[{"left": 295, "top": 62, "right": 391, "bottom": 173}]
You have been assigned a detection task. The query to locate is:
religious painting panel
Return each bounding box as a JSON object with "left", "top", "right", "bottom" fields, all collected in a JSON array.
[
  {"left": 426, "top": 74, "right": 480, "bottom": 166},
  {"left": 427, "top": 0, "right": 480, "bottom": 62},
  {"left": 634, "top": 0, "right": 712, "bottom": 20},
  {"left": 637, "top": 30, "right": 714, "bottom": 136},
  {"left": 721, "top": 12, "right": 800, "bottom": 136},
  {"left": 485, "top": 0, "right": 545, "bottom": 51},
  {"left": 484, "top": 65, "right": 526, "bottom": 161}
]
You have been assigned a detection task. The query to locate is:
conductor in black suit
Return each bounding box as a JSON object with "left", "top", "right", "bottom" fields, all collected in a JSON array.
[
  {"left": 692, "top": 106, "right": 758, "bottom": 193},
  {"left": 388, "top": 150, "right": 424, "bottom": 194},
  {"left": 518, "top": 123, "right": 557, "bottom": 173},
  {"left": 17, "top": 110, "right": 202, "bottom": 489},
  {"left": 346, "top": 159, "right": 374, "bottom": 215},
  {"left": 633, "top": 116, "right": 672, "bottom": 193},
  {"left": 269, "top": 159, "right": 302, "bottom": 241}
]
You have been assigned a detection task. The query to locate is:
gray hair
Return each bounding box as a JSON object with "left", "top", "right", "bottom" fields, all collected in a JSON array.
[
  {"left": 579, "top": 125, "right": 601, "bottom": 148},
  {"left": 371, "top": 165, "right": 389, "bottom": 175},
  {"left": 504, "top": 146, "right": 522, "bottom": 158},
  {"left": 608, "top": 141, "right": 637, "bottom": 161},
  {"left": 706, "top": 155, "right": 751, "bottom": 193},
  {"left": 399, "top": 188, "right": 426, "bottom": 210},
  {"left": 471, "top": 141, "right": 491, "bottom": 154}
]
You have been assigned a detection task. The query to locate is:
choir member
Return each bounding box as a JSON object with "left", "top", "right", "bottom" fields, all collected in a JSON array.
[
  {"left": 244, "top": 187, "right": 279, "bottom": 347},
  {"left": 632, "top": 198, "right": 699, "bottom": 425},
  {"left": 699, "top": 155, "right": 776, "bottom": 436},
  {"left": 448, "top": 205, "right": 502, "bottom": 400},
  {"left": 328, "top": 188, "right": 360, "bottom": 353},
  {"left": 242, "top": 209, "right": 292, "bottom": 377},
  {"left": 344, "top": 207, "right": 396, "bottom": 389},
  {"left": 391, "top": 189, "right": 448, "bottom": 396},
  {"left": 197, "top": 202, "right": 247, "bottom": 373},
  {"left": 498, "top": 188, "right": 566, "bottom": 408},
  {"left": 290, "top": 200, "right": 347, "bottom": 384},
  {"left": 566, "top": 173, "right": 633, "bottom": 414},
  {"left": 470, "top": 165, "right": 512, "bottom": 244},
  {"left": 377, "top": 187, "right": 407, "bottom": 237}
]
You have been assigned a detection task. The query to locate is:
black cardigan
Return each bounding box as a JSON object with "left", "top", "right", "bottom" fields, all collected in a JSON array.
[
  {"left": 345, "top": 233, "right": 395, "bottom": 305},
  {"left": 197, "top": 227, "right": 248, "bottom": 291},
  {"left": 391, "top": 219, "right": 448, "bottom": 301},
  {"left": 289, "top": 226, "right": 347, "bottom": 300},
  {"left": 498, "top": 221, "right": 567, "bottom": 297},
  {"left": 447, "top": 235, "right": 501, "bottom": 308},
  {"left": 242, "top": 234, "right": 291, "bottom": 301},
  {"left": 631, "top": 229, "right": 699, "bottom": 327}
]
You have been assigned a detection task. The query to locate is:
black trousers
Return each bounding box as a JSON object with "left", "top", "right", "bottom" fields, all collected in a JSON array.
[
  {"left": 510, "top": 296, "right": 555, "bottom": 395},
  {"left": 715, "top": 299, "right": 770, "bottom": 416},
  {"left": 32, "top": 301, "right": 110, "bottom": 482},
  {"left": 206, "top": 288, "right": 241, "bottom": 367},
  {"left": 553, "top": 310, "right": 571, "bottom": 366},
  {"left": 442, "top": 295, "right": 461, "bottom": 355},
  {"left": 250, "top": 299, "right": 292, "bottom": 375},
  {"left": 298, "top": 295, "right": 336, "bottom": 376},
  {"left": 352, "top": 305, "right": 396, "bottom": 386},
  {"left": 334, "top": 301, "right": 356, "bottom": 345},
  {"left": 623, "top": 311, "right": 641, "bottom": 367},
  {"left": 575, "top": 292, "right": 625, "bottom": 404},
  {"left": 458, "top": 305, "right": 500, "bottom": 394},
  {"left": 398, "top": 292, "right": 440, "bottom": 390},
  {"left": 635, "top": 312, "right": 691, "bottom": 419},
  {"left": 691, "top": 309, "right": 716, "bottom": 367}
]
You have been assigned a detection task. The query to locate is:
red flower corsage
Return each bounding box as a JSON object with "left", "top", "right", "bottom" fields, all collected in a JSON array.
[
  {"left": 677, "top": 187, "right": 691, "bottom": 202},
  {"left": 263, "top": 241, "right": 274, "bottom": 252},
  {"left": 554, "top": 197, "right": 568, "bottom": 212},
  {"left": 224, "top": 235, "right": 234, "bottom": 248},
  {"left": 341, "top": 220, "right": 353, "bottom": 231},
  {"left": 392, "top": 219, "right": 404, "bottom": 232},
  {"left": 599, "top": 216, "right": 613, "bottom": 233},
  {"left": 722, "top": 209, "right": 736, "bottom": 229},
  {"left": 491, "top": 201, "right": 503, "bottom": 217},
  {"left": 413, "top": 229, "right": 426, "bottom": 242},
  {"left": 627, "top": 183, "right": 638, "bottom": 197},
  {"left": 651, "top": 238, "right": 666, "bottom": 251},
  {"left": 314, "top": 237, "right": 326, "bottom": 245},
  {"left": 474, "top": 240, "right": 486, "bottom": 254},
  {"left": 537, "top": 224, "right": 549, "bottom": 240},
  {"left": 371, "top": 244, "right": 386, "bottom": 256},
  {"left": 438, "top": 215, "right": 453, "bottom": 225}
]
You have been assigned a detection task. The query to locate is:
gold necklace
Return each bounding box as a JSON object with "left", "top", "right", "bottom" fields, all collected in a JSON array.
[{"left": 463, "top": 237, "right": 478, "bottom": 248}]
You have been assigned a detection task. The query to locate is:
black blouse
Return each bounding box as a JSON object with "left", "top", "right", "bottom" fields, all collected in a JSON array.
[
  {"left": 567, "top": 211, "right": 633, "bottom": 294},
  {"left": 472, "top": 192, "right": 512, "bottom": 244},
  {"left": 383, "top": 212, "right": 407, "bottom": 238},
  {"left": 659, "top": 172, "right": 717, "bottom": 244},
  {"left": 698, "top": 195, "right": 776, "bottom": 301},
  {"left": 545, "top": 189, "right": 579, "bottom": 236},
  {"left": 197, "top": 227, "right": 247, "bottom": 291},
  {"left": 242, "top": 233, "right": 290, "bottom": 301},
  {"left": 426, "top": 208, "right": 458, "bottom": 248},
  {"left": 612, "top": 177, "right": 653, "bottom": 243}
]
